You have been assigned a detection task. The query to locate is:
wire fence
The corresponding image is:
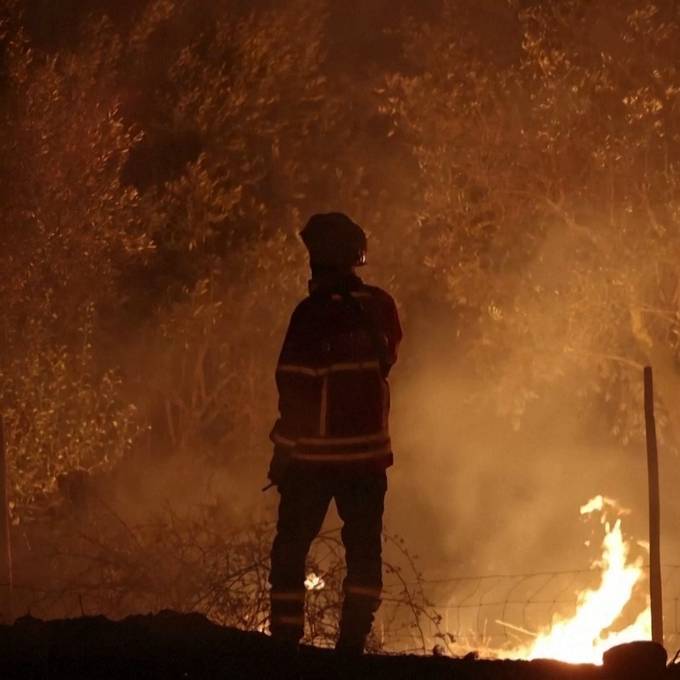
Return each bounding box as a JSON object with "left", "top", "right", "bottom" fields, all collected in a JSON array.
[
  {"left": 4, "top": 501, "right": 679, "bottom": 660},
  {"left": 376, "top": 564, "right": 680, "bottom": 655}
]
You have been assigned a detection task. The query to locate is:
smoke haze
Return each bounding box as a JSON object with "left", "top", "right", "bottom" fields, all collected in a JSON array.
[{"left": 1, "top": 0, "right": 679, "bottom": 648}]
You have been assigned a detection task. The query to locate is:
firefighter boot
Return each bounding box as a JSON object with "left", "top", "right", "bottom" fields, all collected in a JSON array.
[{"left": 335, "top": 605, "right": 375, "bottom": 658}]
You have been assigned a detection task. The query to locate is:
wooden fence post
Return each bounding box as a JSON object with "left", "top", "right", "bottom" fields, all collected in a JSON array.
[
  {"left": 0, "top": 416, "right": 13, "bottom": 623},
  {"left": 643, "top": 366, "right": 663, "bottom": 645}
]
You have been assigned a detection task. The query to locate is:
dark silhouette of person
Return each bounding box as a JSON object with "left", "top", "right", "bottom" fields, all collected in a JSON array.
[{"left": 267, "top": 212, "right": 402, "bottom": 656}]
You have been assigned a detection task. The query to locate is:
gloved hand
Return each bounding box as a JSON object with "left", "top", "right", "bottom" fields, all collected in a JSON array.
[{"left": 267, "top": 447, "right": 291, "bottom": 487}]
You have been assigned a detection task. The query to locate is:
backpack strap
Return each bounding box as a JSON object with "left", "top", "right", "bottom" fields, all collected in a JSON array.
[{"left": 339, "top": 289, "right": 390, "bottom": 377}]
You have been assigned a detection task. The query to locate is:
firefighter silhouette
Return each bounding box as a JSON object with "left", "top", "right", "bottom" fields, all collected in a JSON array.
[{"left": 267, "top": 213, "right": 402, "bottom": 655}]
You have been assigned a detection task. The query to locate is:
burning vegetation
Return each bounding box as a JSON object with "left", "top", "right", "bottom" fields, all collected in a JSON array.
[
  {"left": 504, "top": 495, "right": 651, "bottom": 664},
  {"left": 1, "top": 0, "right": 680, "bottom": 674}
]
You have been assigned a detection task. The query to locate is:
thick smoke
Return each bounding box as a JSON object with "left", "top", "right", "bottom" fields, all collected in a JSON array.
[{"left": 381, "top": 222, "right": 680, "bottom": 602}]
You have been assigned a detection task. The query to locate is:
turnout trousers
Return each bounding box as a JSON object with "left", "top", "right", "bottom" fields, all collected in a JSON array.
[{"left": 269, "top": 471, "right": 387, "bottom": 648}]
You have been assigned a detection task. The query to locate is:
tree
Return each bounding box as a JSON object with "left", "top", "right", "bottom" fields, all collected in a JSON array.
[
  {"left": 384, "top": 0, "right": 680, "bottom": 444},
  {"left": 0, "top": 12, "right": 149, "bottom": 514}
]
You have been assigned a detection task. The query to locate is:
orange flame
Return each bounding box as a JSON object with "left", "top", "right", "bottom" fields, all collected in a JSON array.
[
  {"left": 304, "top": 572, "right": 325, "bottom": 591},
  {"left": 504, "top": 495, "right": 651, "bottom": 664}
]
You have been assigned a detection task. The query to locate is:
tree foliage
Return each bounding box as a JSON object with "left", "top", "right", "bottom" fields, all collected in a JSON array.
[
  {"left": 1, "top": 0, "right": 680, "bottom": 618},
  {"left": 385, "top": 0, "right": 680, "bottom": 438}
]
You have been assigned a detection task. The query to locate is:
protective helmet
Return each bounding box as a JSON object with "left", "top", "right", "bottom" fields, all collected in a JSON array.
[{"left": 299, "top": 212, "right": 367, "bottom": 268}]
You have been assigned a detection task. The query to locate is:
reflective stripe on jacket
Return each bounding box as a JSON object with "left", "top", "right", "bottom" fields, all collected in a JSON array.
[{"left": 270, "top": 274, "right": 401, "bottom": 471}]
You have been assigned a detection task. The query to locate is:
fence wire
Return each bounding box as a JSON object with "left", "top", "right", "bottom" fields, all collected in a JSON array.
[
  {"left": 376, "top": 564, "right": 680, "bottom": 655},
  {"left": 4, "top": 505, "right": 679, "bottom": 659}
]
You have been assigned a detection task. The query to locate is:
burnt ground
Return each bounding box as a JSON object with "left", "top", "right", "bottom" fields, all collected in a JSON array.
[{"left": 0, "top": 611, "right": 677, "bottom": 680}]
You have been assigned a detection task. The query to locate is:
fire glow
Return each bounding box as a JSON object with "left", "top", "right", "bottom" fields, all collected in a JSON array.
[
  {"left": 304, "top": 572, "right": 325, "bottom": 591},
  {"left": 502, "top": 495, "right": 651, "bottom": 665}
]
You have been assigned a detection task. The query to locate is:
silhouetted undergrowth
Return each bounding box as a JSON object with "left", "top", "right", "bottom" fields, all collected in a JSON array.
[{"left": 10, "top": 490, "right": 447, "bottom": 654}]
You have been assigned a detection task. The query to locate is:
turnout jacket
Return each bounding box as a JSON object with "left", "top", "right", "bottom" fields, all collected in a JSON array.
[{"left": 270, "top": 273, "right": 401, "bottom": 473}]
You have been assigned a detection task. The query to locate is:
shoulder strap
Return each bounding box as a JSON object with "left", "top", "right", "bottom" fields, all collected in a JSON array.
[{"left": 339, "top": 289, "right": 389, "bottom": 376}]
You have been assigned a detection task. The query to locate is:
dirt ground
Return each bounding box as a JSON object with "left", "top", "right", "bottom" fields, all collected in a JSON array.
[{"left": 1, "top": 611, "right": 676, "bottom": 679}]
